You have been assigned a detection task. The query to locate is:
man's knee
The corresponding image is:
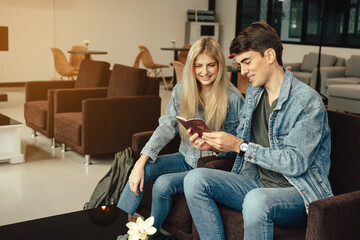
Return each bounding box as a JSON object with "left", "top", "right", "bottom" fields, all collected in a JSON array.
[{"left": 243, "top": 188, "right": 272, "bottom": 222}]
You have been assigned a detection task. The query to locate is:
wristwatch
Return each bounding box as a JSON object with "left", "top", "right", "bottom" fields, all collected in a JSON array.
[{"left": 239, "top": 141, "right": 249, "bottom": 157}]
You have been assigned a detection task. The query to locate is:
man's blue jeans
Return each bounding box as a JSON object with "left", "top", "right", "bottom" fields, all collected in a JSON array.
[
  {"left": 184, "top": 168, "right": 307, "bottom": 240},
  {"left": 117, "top": 152, "right": 192, "bottom": 229}
]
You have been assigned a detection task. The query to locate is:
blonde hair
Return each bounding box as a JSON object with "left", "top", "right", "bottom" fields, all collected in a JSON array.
[{"left": 179, "top": 37, "right": 228, "bottom": 141}]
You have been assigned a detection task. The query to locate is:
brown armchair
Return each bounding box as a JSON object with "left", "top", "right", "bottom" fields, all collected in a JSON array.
[
  {"left": 131, "top": 110, "right": 360, "bottom": 240},
  {"left": 53, "top": 64, "right": 161, "bottom": 165},
  {"left": 24, "top": 60, "right": 111, "bottom": 147}
]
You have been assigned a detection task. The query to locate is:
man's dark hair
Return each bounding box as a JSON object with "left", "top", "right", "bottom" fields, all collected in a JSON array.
[{"left": 229, "top": 22, "right": 283, "bottom": 65}]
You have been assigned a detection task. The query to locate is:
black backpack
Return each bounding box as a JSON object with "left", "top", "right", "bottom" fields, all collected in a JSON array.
[{"left": 84, "top": 147, "right": 134, "bottom": 209}]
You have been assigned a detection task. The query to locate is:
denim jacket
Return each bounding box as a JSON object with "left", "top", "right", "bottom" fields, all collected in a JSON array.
[
  {"left": 142, "top": 80, "right": 244, "bottom": 168},
  {"left": 232, "top": 69, "right": 333, "bottom": 212}
]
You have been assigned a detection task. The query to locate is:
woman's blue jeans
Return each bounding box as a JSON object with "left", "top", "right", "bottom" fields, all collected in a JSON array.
[
  {"left": 117, "top": 152, "right": 192, "bottom": 229},
  {"left": 184, "top": 168, "right": 307, "bottom": 240}
]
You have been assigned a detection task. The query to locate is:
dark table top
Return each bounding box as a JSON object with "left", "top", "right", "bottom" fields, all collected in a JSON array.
[
  {"left": 0, "top": 205, "right": 128, "bottom": 240},
  {"left": 0, "top": 113, "right": 21, "bottom": 126},
  {"left": 68, "top": 50, "right": 108, "bottom": 55}
]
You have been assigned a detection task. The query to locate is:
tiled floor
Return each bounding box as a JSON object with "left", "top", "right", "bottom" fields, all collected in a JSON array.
[{"left": 0, "top": 84, "right": 171, "bottom": 226}]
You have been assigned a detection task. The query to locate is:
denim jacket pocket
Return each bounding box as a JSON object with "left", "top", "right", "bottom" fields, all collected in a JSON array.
[{"left": 224, "top": 120, "right": 239, "bottom": 135}]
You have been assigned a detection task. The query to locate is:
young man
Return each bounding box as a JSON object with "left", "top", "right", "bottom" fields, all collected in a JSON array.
[{"left": 184, "top": 22, "right": 333, "bottom": 240}]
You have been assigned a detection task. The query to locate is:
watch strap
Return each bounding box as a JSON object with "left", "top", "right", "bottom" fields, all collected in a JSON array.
[{"left": 239, "top": 141, "right": 249, "bottom": 157}]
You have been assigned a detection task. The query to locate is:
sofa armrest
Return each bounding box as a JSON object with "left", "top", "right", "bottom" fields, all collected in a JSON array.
[
  {"left": 25, "top": 80, "right": 75, "bottom": 102},
  {"left": 284, "top": 62, "right": 302, "bottom": 71},
  {"left": 132, "top": 131, "right": 154, "bottom": 159},
  {"left": 131, "top": 131, "right": 181, "bottom": 160},
  {"left": 54, "top": 87, "right": 107, "bottom": 114},
  {"left": 81, "top": 96, "right": 161, "bottom": 155},
  {"left": 320, "top": 66, "right": 346, "bottom": 79},
  {"left": 319, "top": 66, "right": 346, "bottom": 95},
  {"left": 305, "top": 190, "right": 360, "bottom": 240},
  {"left": 335, "top": 57, "right": 346, "bottom": 66},
  {"left": 197, "top": 156, "right": 235, "bottom": 172},
  {"left": 309, "top": 68, "right": 319, "bottom": 90}
]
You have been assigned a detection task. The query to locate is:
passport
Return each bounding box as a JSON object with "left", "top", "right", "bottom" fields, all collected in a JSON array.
[{"left": 176, "top": 116, "right": 211, "bottom": 138}]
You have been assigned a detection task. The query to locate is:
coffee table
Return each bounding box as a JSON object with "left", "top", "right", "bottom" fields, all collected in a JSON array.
[
  {"left": 0, "top": 113, "right": 24, "bottom": 164},
  {"left": 0, "top": 205, "right": 128, "bottom": 240}
]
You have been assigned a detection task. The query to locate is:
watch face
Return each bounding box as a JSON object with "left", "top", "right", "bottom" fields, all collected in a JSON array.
[{"left": 240, "top": 143, "right": 248, "bottom": 152}]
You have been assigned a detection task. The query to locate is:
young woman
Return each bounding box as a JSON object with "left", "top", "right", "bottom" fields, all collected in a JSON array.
[{"left": 117, "top": 37, "right": 244, "bottom": 240}]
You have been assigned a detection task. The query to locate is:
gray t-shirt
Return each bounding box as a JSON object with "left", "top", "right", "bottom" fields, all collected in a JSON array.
[{"left": 251, "top": 90, "right": 292, "bottom": 188}]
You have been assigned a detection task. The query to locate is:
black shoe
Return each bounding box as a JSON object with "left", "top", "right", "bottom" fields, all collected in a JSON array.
[{"left": 148, "top": 231, "right": 177, "bottom": 240}]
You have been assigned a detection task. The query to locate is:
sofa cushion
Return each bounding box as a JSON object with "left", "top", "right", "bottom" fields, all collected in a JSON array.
[
  {"left": 327, "top": 84, "right": 360, "bottom": 100},
  {"left": 325, "top": 78, "right": 360, "bottom": 88},
  {"left": 107, "top": 64, "right": 148, "bottom": 98},
  {"left": 327, "top": 110, "right": 360, "bottom": 194},
  {"left": 327, "top": 85, "right": 360, "bottom": 114},
  {"left": 24, "top": 101, "right": 48, "bottom": 129},
  {"left": 335, "top": 57, "right": 346, "bottom": 66},
  {"left": 345, "top": 55, "right": 360, "bottom": 77},
  {"left": 292, "top": 71, "right": 312, "bottom": 85},
  {"left": 301, "top": 52, "right": 336, "bottom": 72},
  {"left": 55, "top": 112, "right": 82, "bottom": 145},
  {"left": 161, "top": 194, "right": 193, "bottom": 237},
  {"left": 74, "top": 60, "right": 111, "bottom": 88}
]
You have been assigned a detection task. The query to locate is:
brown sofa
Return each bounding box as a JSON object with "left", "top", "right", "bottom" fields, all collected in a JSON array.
[
  {"left": 131, "top": 110, "right": 360, "bottom": 239},
  {"left": 53, "top": 64, "right": 161, "bottom": 165},
  {"left": 24, "top": 60, "right": 111, "bottom": 147}
]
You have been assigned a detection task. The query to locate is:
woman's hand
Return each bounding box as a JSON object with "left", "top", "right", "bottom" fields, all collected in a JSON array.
[
  {"left": 187, "top": 128, "right": 213, "bottom": 151},
  {"left": 128, "top": 154, "right": 149, "bottom": 196}
]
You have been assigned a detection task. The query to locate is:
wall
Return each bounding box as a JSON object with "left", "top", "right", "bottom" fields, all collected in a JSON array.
[
  {"left": 53, "top": 0, "right": 209, "bottom": 78},
  {"left": 0, "top": 0, "right": 208, "bottom": 82},
  {"left": 216, "top": 0, "right": 237, "bottom": 64},
  {"left": 0, "top": 0, "right": 54, "bottom": 82}
]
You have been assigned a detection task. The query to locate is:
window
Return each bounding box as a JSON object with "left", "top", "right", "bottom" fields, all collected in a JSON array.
[
  {"left": 238, "top": 0, "right": 261, "bottom": 31},
  {"left": 236, "top": 0, "right": 360, "bottom": 48},
  {"left": 348, "top": 0, "right": 360, "bottom": 45},
  {"left": 289, "top": 0, "right": 303, "bottom": 39}
]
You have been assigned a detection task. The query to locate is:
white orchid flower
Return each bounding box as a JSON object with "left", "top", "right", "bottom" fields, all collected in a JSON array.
[
  {"left": 171, "top": 39, "right": 177, "bottom": 43},
  {"left": 126, "top": 216, "right": 157, "bottom": 240}
]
